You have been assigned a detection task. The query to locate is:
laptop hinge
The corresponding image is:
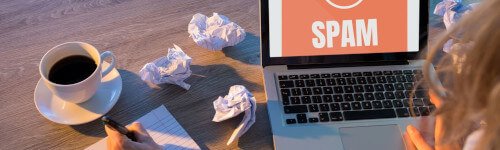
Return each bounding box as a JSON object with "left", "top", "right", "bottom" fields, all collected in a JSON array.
[{"left": 287, "top": 60, "right": 410, "bottom": 70}]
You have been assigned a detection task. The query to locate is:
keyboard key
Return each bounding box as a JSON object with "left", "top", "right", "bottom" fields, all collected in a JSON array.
[
  {"left": 301, "top": 96, "right": 312, "bottom": 104},
  {"left": 295, "top": 80, "right": 305, "bottom": 87},
  {"left": 301, "top": 88, "right": 312, "bottom": 95},
  {"left": 353, "top": 72, "right": 362, "bottom": 76},
  {"left": 308, "top": 118, "right": 319, "bottom": 123},
  {"left": 286, "top": 119, "right": 297, "bottom": 124},
  {"left": 341, "top": 103, "right": 351, "bottom": 110},
  {"left": 393, "top": 70, "right": 403, "bottom": 75},
  {"left": 354, "top": 94, "right": 364, "bottom": 101},
  {"left": 321, "top": 74, "right": 331, "bottom": 78},
  {"left": 385, "top": 92, "right": 396, "bottom": 99},
  {"left": 330, "top": 112, "right": 344, "bottom": 121},
  {"left": 310, "top": 74, "right": 320, "bottom": 78},
  {"left": 364, "top": 93, "right": 375, "bottom": 100},
  {"left": 356, "top": 77, "right": 367, "bottom": 84},
  {"left": 413, "top": 70, "right": 422, "bottom": 74},
  {"left": 413, "top": 99, "right": 424, "bottom": 106},
  {"left": 323, "top": 95, "right": 333, "bottom": 103},
  {"left": 343, "top": 109, "right": 397, "bottom": 120},
  {"left": 342, "top": 73, "right": 352, "bottom": 77},
  {"left": 332, "top": 73, "right": 341, "bottom": 77},
  {"left": 312, "top": 87, "right": 323, "bottom": 94},
  {"left": 326, "top": 79, "right": 336, "bottom": 85},
  {"left": 363, "top": 72, "right": 373, "bottom": 76},
  {"left": 373, "top": 71, "right": 383, "bottom": 76},
  {"left": 289, "top": 75, "right": 299, "bottom": 79},
  {"left": 416, "top": 90, "right": 429, "bottom": 98},
  {"left": 312, "top": 96, "right": 322, "bottom": 103},
  {"left": 410, "top": 107, "right": 421, "bottom": 116},
  {"left": 393, "top": 100, "right": 404, "bottom": 107},
  {"left": 320, "top": 104, "right": 330, "bottom": 111},
  {"left": 362, "top": 102, "right": 372, "bottom": 109},
  {"left": 403, "top": 99, "right": 410, "bottom": 107},
  {"left": 354, "top": 85, "right": 364, "bottom": 92},
  {"left": 405, "top": 91, "right": 416, "bottom": 98},
  {"left": 344, "top": 86, "right": 354, "bottom": 93},
  {"left": 281, "top": 89, "right": 291, "bottom": 97},
  {"left": 279, "top": 81, "right": 294, "bottom": 88},
  {"left": 375, "top": 84, "right": 385, "bottom": 91},
  {"left": 333, "top": 95, "right": 343, "bottom": 102},
  {"left": 406, "top": 75, "right": 415, "bottom": 82},
  {"left": 336, "top": 78, "right": 347, "bottom": 85},
  {"left": 282, "top": 97, "right": 290, "bottom": 105},
  {"left": 403, "top": 70, "right": 413, "bottom": 74},
  {"left": 278, "top": 75, "right": 288, "bottom": 80},
  {"left": 290, "top": 97, "right": 301, "bottom": 104},
  {"left": 387, "top": 76, "right": 397, "bottom": 83},
  {"left": 396, "top": 75, "right": 406, "bottom": 82},
  {"left": 375, "top": 92, "right": 385, "bottom": 100},
  {"left": 364, "top": 85, "right": 375, "bottom": 92},
  {"left": 334, "top": 86, "right": 344, "bottom": 93},
  {"left": 319, "top": 113, "right": 330, "bottom": 122},
  {"left": 297, "top": 114, "right": 307, "bottom": 123},
  {"left": 344, "top": 94, "right": 354, "bottom": 101},
  {"left": 299, "top": 74, "right": 309, "bottom": 79},
  {"left": 396, "top": 108, "right": 410, "bottom": 117},
  {"left": 383, "top": 100, "right": 394, "bottom": 108},
  {"left": 284, "top": 105, "right": 308, "bottom": 114},
  {"left": 347, "top": 78, "right": 357, "bottom": 85},
  {"left": 383, "top": 71, "right": 393, "bottom": 75},
  {"left": 330, "top": 103, "right": 341, "bottom": 111},
  {"left": 423, "top": 98, "right": 433, "bottom": 106},
  {"left": 352, "top": 102, "right": 362, "bottom": 110},
  {"left": 316, "top": 79, "right": 326, "bottom": 86},
  {"left": 376, "top": 76, "right": 387, "bottom": 83},
  {"left": 323, "top": 87, "right": 334, "bottom": 94},
  {"left": 372, "top": 101, "right": 383, "bottom": 109},
  {"left": 306, "top": 80, "right": 315, "bottom": 87},
  {"left": 367, "top": 77, "right": 377, "bottom": 84},
  {"left": 384, "top": 84, "right": 395, "bottom": 91},
  {"left": 419, "top": 107, "right": 430, "bottom": 116},
  {"left": 395, "top": 83, "right": 405, "bottom": 90},
  {"left": 309, "top": 104, "right": 319, "bottom": 112},
  {"left": 404, "top": 83, "right": 414, "bottom": 90}
]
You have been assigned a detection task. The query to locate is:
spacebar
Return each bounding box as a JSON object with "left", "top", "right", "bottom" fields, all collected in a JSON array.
[{"left": 343, "top": 109, "right": 397, "bottom": 120}]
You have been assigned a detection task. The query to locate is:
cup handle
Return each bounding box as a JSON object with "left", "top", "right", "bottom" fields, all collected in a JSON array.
[{"left": 100, "top": 51, "right": 116, "bottom": 77}]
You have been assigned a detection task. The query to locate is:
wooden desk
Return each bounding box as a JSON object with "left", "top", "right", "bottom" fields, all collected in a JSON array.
[
  {"left": 0, "top": 0, "right": 446, "bottom": 149},
  {"left": 0, "top": 0, "right": 271, "bottom": 149}
]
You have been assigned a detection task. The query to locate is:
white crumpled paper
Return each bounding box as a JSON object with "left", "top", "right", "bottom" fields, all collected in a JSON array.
[
  {"left": 212, "top": 85, "right": 256, "bottom": 145},
  {"left": 188, "top": 13, "right": 246, "bottom": 51},
  {"left": 139, "top": 44, "right": 192, "bottom": 90},
  {"left": 434, "top": 0, "right": 478, "bottom": 53}
]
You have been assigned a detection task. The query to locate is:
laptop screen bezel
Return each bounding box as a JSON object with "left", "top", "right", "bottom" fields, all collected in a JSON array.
[{"left": 260, "top": 0, "right": 429, "bottom": 67}]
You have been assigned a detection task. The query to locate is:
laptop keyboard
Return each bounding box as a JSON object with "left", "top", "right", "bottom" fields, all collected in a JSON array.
[{"left": 277, "top": 70, "right": 435, "bottom": 124}]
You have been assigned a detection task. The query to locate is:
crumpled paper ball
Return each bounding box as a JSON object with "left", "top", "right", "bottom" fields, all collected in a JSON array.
[
  {"left": 188, "top": 13, "right": 246, "bottom": 51},
  {"left": 139, "top": 44, "right": 192, "bottom": 90},
  {"left": 212, "top": 85, "right": 256, "bottom": 145}
]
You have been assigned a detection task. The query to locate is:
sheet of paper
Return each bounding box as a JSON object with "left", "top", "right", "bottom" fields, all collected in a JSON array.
[{"left": 86, "top": 105, "right": 200, "bottom": 150}]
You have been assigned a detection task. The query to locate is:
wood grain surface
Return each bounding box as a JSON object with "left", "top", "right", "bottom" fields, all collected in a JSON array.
[{"left": 0, "top": 0, "right": 446, "bottom": 149}]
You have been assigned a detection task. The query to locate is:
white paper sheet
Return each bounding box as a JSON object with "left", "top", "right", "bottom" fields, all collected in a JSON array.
[{"left": 86, "top": 105, "right": 200, "bottom": 150}]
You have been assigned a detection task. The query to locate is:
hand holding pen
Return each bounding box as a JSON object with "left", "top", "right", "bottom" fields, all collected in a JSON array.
[{"left": 103, "top": 117, "right": 162, "bottom": 150}]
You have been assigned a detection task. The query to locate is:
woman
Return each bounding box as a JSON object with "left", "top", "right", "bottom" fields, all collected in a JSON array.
[{"left": 406, "top": 0, "right": 499, "bottom": 149}]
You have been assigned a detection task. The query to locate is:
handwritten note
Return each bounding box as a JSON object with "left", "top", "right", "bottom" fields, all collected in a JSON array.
[{"left": 86, "top": 105, "right": 200, "bottom": 150}]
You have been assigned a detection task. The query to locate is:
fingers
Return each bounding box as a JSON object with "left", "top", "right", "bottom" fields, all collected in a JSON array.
[
  {"left": 105, "top": 125, "right": 125, "bottom": 141},
  {"left": 407, "top": 125, "right": 434, "bottom": 150},
  {"left": 128, "top": 122, "right": 155, "bottom": 143},
  {"left": 428, "top": 91, "right": 442, "bottom": 108}
]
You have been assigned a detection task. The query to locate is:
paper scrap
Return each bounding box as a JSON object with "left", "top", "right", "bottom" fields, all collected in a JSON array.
[
  {"left": 188, "top": 13, "right": 246, "bottom": 51},
  {"left": 212, "top": 85, "right": 256, "bottom": 145},
  {"left": 139, "top": 44, "right": 192, "bottom": 90},
  {"left": 433, "top": 0, "right": 479, "bottom": 53}
]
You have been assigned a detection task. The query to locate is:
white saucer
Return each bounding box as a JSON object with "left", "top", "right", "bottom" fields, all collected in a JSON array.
[{"left": 34, "top": 62, "right": 122, "bottom": 125}]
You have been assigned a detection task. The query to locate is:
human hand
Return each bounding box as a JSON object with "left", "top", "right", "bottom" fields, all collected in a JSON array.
[{"left": 105, "top": 122, "right": 162, "bottom": 150}]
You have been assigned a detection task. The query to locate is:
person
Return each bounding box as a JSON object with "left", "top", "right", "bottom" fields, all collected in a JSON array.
[
  {"left": 105, "top": 122, "right": 162, "bottom": 150},
  {"left": 405, "top": 0, "right": 499, "bottom": 149}
]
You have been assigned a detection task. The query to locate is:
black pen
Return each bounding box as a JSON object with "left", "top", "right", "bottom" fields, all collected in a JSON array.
[{"left": 101, "top": 116, "right": 137, "bottom": 142}]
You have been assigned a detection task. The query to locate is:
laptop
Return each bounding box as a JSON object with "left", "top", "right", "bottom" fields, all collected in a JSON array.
[{"left": 260, "top": 0, "right": 435, "bottom": 150}]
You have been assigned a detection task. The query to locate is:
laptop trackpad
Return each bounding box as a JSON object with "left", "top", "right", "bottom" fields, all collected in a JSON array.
[{"left": 340, "top": 125, "right": 405, "bottom": 150}]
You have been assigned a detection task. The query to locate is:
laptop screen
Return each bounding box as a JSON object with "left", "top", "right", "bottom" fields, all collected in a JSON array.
[{"left": 268, "top": 0, "right": 420, "bottom": 58}]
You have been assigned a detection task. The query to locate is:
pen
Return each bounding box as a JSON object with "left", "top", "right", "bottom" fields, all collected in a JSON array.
[{"left": 101, "top": 116, "right": 137, "bottom": 142}]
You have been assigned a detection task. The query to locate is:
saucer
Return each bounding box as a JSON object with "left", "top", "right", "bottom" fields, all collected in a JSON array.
[{"left": 34, "top": 62, "right": 122, "bottom": 125}]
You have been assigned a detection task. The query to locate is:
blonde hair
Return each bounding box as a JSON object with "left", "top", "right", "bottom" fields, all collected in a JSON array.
[{"left": 422, "top": 0, "right": 500, "bottom": 149}]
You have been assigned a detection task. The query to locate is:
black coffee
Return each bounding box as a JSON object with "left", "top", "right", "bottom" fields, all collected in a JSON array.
[{"left": 48, "top": 55, "right": 97, "bottom": 85}]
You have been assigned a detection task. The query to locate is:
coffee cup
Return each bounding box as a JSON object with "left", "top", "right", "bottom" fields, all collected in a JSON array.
[{"left": 39, "top": 42, "right": 116, "bottom": 103}]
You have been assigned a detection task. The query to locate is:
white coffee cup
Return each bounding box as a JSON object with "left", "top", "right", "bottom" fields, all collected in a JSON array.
[{"left": 39, "top": 42, "right": 116, "bottom": 103}]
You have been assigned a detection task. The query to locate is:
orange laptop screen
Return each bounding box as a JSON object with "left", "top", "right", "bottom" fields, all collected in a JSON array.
[{"left": 269, "top": 0, "right": 420, "bottom": 57}]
